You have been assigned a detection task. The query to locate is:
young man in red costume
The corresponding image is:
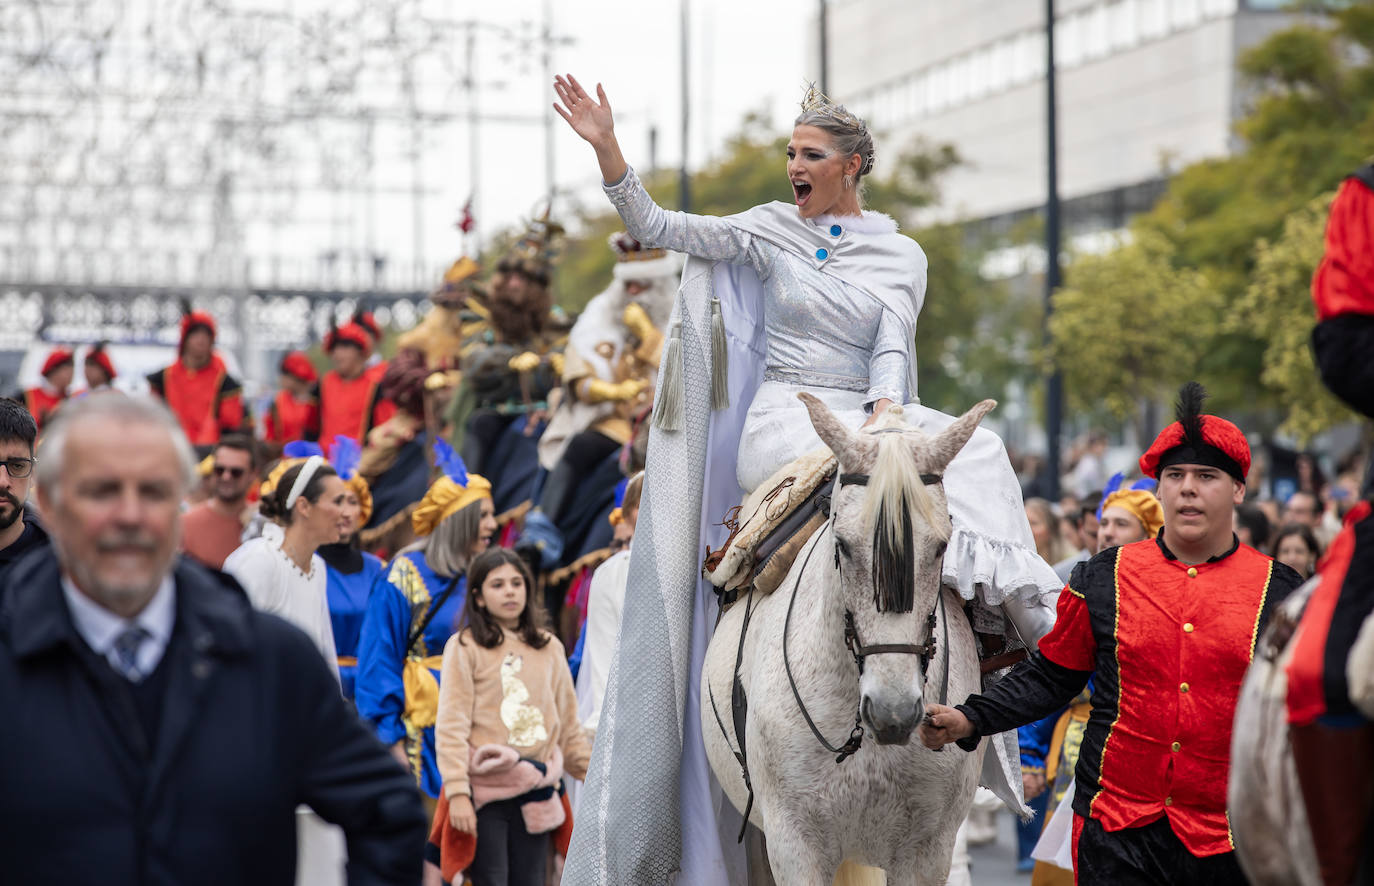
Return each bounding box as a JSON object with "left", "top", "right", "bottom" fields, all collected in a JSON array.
[
  {"left": 82, "top": 342, "right": 117, "bottom": 393},
  {"left": 146, "top": 307, "right": 246, "bottom": 454},
  {"left": 921, "top": 382, "right": 1304, "bottom": 884},
  {"left": 317, "top": 321, "right": 396, "bottom": 445},
  {"left": 1281, "top": 162, "right": 1374, "bottom": 884},
  {"left": 18, "top": 347, "right": 75, "bottom": 432},
  {"left": 262, "top": 350, "right": 320, "bottom": 449}
]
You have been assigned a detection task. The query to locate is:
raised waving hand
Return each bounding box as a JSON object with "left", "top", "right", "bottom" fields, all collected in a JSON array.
[{"left": 553, "top": 74, "right": 627, "bottom": 185}]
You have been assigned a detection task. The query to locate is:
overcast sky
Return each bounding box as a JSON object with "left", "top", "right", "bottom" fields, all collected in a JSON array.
[{"left": 420, "top": 0, "right": 811, "bottom": 267}]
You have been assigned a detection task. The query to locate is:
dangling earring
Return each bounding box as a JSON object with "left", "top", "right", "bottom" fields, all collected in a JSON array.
[{"left": 843, "top": 173, "right": 854, "bottom": 190}]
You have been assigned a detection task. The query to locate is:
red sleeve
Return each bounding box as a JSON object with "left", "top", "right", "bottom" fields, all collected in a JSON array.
[
  {"left": 1037, "top": 587, "right": 1097, "bottom": 672},
  {"left": 218, "top": 390, "right": 245, "bottom": 433},
  {"left": 1313, "top": 174, "right": 1374, "bottom": 321},
  {"left": 371, "top": 396, "right": 398, "bottom": 430},
  {"left": 263, "top": 403, "right": 281, "bottom": 443}
]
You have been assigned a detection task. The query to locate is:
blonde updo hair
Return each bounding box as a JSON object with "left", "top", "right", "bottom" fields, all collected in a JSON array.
[{"left": 794, "top": 104, "right": 876, "bottom": 197}]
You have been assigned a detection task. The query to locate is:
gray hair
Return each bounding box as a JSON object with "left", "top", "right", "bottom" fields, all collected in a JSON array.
[
  {"left": 794, "top": 105, "right": 876, "bottom": 197},
  {"left": 37, "top": 392, "right": 199, "bottom": 503},
  {"left": 397, "top": 498, "right": 484, "bottom": 579}
]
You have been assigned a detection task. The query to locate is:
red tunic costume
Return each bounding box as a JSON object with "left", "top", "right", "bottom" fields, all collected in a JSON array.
[
  {"left": 263, "top": 390, "right": 319, "bottom": 445},
  {"left": 960, "top": 537, "right": 1299, "bottom": 855},
  {"left": 317, "top": 371, "right": 395, "bottom": 445},
  {"left": 147, "top": 354, "right": 245, "bottom": 448},
  {"left": 21, "top": 386, "right": 65, "bottom": 433},
  {"left": 955, "top": 389, "right": 1303, "bottom": 880}
]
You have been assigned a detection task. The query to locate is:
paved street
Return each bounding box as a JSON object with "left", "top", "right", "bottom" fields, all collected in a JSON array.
[{"left": 967, "top": 811, "right": 1033, "bottom": 886}]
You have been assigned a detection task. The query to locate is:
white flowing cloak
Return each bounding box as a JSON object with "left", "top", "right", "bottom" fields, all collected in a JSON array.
[{"left": 563, "top": 203, "right": 1047, "bottom": 886}]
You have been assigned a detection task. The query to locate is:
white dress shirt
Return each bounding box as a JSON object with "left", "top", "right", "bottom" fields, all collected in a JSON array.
[{"left": 61, "top": 573, "right": 177, "bottom": 680}]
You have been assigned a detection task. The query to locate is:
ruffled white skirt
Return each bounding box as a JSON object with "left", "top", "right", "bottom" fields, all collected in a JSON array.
[{"left": 737, "top": 379, "right": 1061, "bottom": 608}]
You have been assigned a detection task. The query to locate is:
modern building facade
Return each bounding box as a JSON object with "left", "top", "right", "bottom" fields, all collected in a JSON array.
[{"left": 824, "top": 0, "right": 1299, "bottom": 240}]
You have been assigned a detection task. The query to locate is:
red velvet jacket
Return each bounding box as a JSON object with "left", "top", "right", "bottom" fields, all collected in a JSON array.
[
  {"left": 21, "top": 387, "right": 65, "bottom": 432},
  {"left": 317, "top": 371, "right": 395, "bottom": 445},
  {"left": 147, "top": 355, "right": 246, "bottom": 448},
  {"left": 959, "top": 534, "right": 1301, "bottom": 857},
  {"left": 263, "top": 389, "right": 319, "bottom": 445}
]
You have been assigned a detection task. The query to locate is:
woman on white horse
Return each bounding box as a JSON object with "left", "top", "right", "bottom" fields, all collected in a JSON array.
[{"left": 553, "top": 74, "right": 1062, "bottom": 885}]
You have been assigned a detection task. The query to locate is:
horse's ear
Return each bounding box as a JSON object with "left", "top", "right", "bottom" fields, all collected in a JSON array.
[
  {"left": 798, "top": 392, "right": 856, "bottom": 458},
  {"left": 926, "top": 399, "right": 997, "bottom": 470}
]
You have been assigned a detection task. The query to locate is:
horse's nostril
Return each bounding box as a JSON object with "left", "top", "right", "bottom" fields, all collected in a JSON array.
[{"left": 861, "top": 695, "right": 873, "bottom": 729}]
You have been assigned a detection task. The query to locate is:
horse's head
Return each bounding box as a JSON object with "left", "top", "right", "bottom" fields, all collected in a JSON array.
[{"left": 800, "top": 393, "right": 996, "bottom": 745}]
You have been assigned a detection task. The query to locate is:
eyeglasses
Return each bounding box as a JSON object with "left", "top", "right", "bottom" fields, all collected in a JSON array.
[
  {"left": 212, "top": 465, "right": 247, "bottom": 479},
  {"left": 0, "top": 457, "right": 36, "bottom": 479}
]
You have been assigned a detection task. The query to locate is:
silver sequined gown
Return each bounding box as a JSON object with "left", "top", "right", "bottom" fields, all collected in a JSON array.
[{"left": 606, "top": 166, "right": 916, "bottom": 492}]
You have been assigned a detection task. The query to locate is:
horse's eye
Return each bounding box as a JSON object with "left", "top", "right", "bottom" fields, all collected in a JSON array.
[
  {"left": 836, "top": 538, "right": 852, "bottom": 559},
  {"left": 933, "top": 541, "right": 948, "bottom": 561}
]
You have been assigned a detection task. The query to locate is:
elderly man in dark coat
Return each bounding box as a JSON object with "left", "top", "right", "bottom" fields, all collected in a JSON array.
[{"left": 0, "top": 392, "right": 427, "bottom": 885}]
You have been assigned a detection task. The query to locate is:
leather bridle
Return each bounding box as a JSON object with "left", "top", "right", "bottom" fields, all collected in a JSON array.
[{"left": 707, "top": 460, "right": 951, "bottom": 843}]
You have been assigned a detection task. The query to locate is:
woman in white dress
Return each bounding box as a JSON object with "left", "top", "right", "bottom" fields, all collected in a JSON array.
[
  {"left": 554, "top": 75, "right": 1062, "bottom": 884},
  {"left": 224, "top": 455, "right": 355, "bottom": 886}
]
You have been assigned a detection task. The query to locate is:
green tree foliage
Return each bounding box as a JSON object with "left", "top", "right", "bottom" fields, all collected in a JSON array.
[
  {"left": 1049, "top": 4, "right": 1374, "bottom": 430},
  {"left": 548, "top": 114, "right": 1029, "bottom": 414},
  {"left": 1049, "top": 232, "right": 1223, "bottom": 439},
  {"left": 1231, "top": 192, "right": 1357, "bottom": 440}
]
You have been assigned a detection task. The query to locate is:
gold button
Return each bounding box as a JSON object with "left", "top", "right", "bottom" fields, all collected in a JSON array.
[
  {"left": 1180, "top": 682, "right": 1190, "bottom": 692},
  {"left": 1171, "top": 741, "right": 1181, "bottom": 752},
  {"left": 1187, "top": 567, "right": 1198, "bottom": 577},
  {"left": 1183, "top": 623, "right": 1194, "bottom": 633},
  {"left": 1165, "top": 796, "right": 1173, "bottom": 807}
]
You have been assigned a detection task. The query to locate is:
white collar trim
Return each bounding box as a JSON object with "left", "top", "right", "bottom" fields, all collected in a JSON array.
[{"left": 810, "top": 211, "right": 899, "bottom": 235}]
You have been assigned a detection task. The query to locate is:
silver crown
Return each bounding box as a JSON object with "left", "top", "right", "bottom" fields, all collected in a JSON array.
[{"left": 799, "top": 82, "right": 866, "bottom": 133}]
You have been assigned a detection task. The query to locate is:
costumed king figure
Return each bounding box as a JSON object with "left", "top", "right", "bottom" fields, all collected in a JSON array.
[
  {"left": 446, "top": 215, "right": 567, "bottom": 478},
  {"left": 519, "top": 232, "right": 679, "bottom": 571}
]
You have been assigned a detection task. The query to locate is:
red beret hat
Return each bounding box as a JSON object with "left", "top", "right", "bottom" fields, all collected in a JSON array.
[
  {"left": 324, "top": 322, "right": 371, "bottom": 355},
  {"left": 41, "top": 347, "right": 75, "bottom": 377},
  {"left": 279, "top": 350, "right": 318, "bottom": 384},
  {"left": 1139, "top": 382, "right": 1250, "bottom": 482},
  {"left": 179, "top": 310, "right": 217, "bottom": 349},
  {"left": 84, "top": 343, "right": 117, "bottom": 380}
]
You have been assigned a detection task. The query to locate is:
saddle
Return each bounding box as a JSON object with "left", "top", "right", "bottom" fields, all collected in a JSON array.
[{"left": 703, "top": 448, "right": 836, "bottom": 610}]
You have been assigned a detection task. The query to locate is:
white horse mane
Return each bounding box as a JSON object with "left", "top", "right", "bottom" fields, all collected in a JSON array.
[{"left": 860, "top": 407, "right": 951, "bottom": 550}]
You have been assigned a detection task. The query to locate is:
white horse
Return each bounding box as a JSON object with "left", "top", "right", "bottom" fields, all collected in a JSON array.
[{"left": 702, "top": 393, "right": 993, "bottom": 886}]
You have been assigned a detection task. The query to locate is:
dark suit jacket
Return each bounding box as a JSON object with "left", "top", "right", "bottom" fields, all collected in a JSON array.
[{"left": 0, "top": 552, "right": 427, "bottom": 885}]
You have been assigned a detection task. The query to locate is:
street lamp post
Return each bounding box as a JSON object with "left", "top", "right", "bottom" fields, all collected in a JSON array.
[{"left": 1044, "top": 0, "right": 1064, "bottom": 501}]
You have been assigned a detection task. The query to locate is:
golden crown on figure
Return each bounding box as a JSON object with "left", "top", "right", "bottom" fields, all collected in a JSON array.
[{"left": 497, "top": 208, "right": 565, "bottom": 285}]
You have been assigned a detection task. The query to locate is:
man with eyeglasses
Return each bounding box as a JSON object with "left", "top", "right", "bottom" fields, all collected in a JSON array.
[
  {"left": 0, "top": 399, "right": 49, "bottom": 584},
  {"left": 180, "top": 433, "right": 257, "bottom": 570}
]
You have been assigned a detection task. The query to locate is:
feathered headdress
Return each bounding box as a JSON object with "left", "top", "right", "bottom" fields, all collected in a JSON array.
[
  {"left": 1095, "top": 472, "right": 1158, "bottom": 520},
  {"left": 1096, "top": 472, "right": 1164, "bottom": 538},
  {"left": 411, "top": 438, "right": 492, "bottom": 537},
  {"left": 496, "top": 207, "right": 564, "bottom": 286},
  {"left": 329, "top": 435, "right": 372, "bottom": 528},
  {"left": 608, "top": 476, "right": 630, "bottom": 526},
  {"left": 1138, "top": 381, "right": 1250, "bottom": 482}
]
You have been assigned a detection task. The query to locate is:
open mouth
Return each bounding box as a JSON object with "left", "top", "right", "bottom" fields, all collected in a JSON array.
[{"left": 792, "top": 179, "right": 812, "bottom": 206}]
